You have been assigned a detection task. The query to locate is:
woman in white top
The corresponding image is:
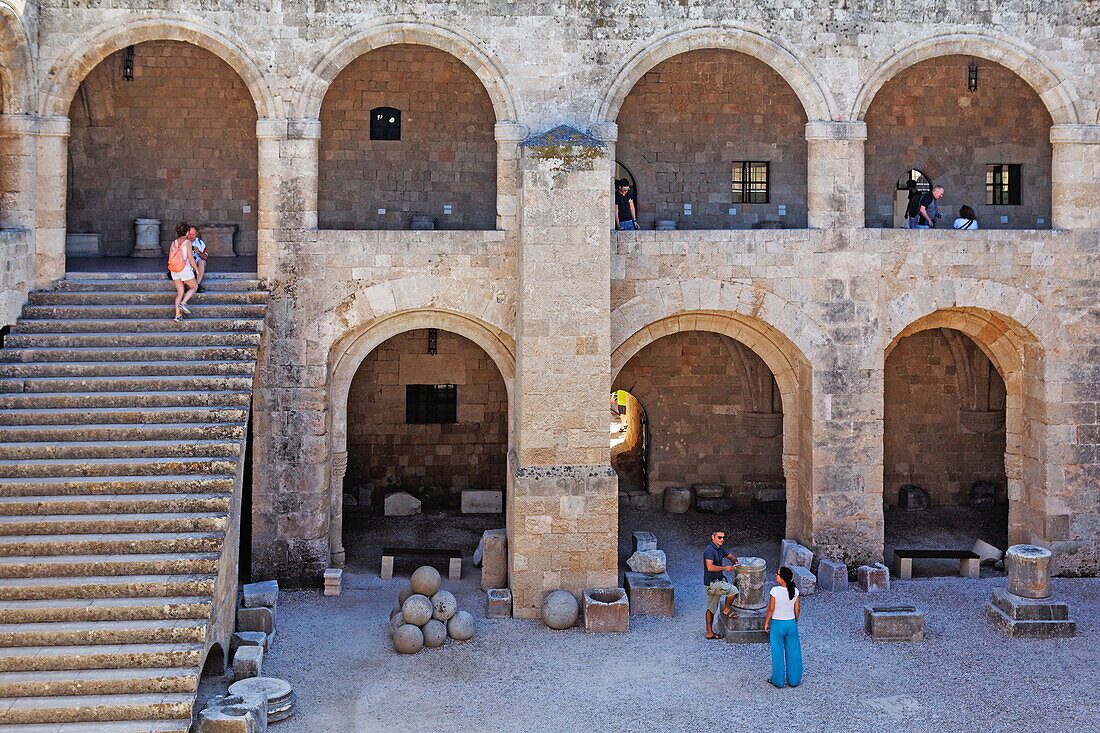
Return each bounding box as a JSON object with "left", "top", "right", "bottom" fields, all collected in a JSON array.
[
  {"left": 952, "top": 205, "right": 979, "bottom": 230},
  {"left": 764, "top": 566, "right": 803, "bottom": 688},
  {"left": 167, "top": 222, "right": 200, "bottom": 322}
]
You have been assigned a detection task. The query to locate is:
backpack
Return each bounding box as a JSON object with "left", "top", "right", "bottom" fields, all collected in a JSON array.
[{"left": 168, "top": 240, "right": 188, "bottom": 273}]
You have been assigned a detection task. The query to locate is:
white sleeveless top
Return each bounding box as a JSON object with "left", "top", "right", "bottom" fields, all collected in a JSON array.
[{"left": 770, "top": 585, "right": 799, "bottom": 621}]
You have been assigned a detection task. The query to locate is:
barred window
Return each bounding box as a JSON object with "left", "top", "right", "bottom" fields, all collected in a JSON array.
[
  {"left": 732, "top": 161, "right": 769, "bottom": 204},
  {"left": 986, "top": 164, "right": 1021, "bottom": 205},
  {"left": 406, "top": 384, "right": 457, "bottom": 424},
  {"left": 370, "top": 107, "right": 401, "bottom": 141}
]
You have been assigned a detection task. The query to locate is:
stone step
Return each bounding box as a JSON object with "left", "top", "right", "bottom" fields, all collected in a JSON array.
[
  {"left": 0, "top": 392, "right": 251, "bottom": 411},
  {"left": 0, "top": 345, "right": 257, "bottom": 364},
  {"left": 0, "top": 553, "right": 221, "bottom": 580},
  {"left": 0, "top": 440, "right": 241, "bottom": 462},
  {"left": 0, "top": 407, "right": 248, "bottom": 427},
  {"left": 0, "top": 642, "right": 203, "bottom": 674},
  {"left": 21, "top": 304, "right": 267, "bottom": 320},
  {"left": 0, "top": 691, "right": 194, "bottom": 725},
  {"left": 0, "top": 721, "right": 192, "bottom": 733},
  {"left": 0, "top": 374, "right": 254, "bottom": 394},
  {"left": 0, "top": 575, "right": 217, "bottom": 602},
  {"left": 0, "top": 360, "right": 256, "bottom": 379},
  {"left": 0, "top": 456, "right": 239, "bottom": 479},
  {"left": 30, "top": 290, "right": 268, "bottom": 306},
  {"left": 5, "top": 330, "right": 262, "bottom": 348},
  {"left": 0, "top": 619, "right": 208, "bottom": 649},
  {"left": 0, "top": 475, "right": 235, "bottom": 496},
  {"left": 0, "top": 533, "right": 225, "bottom": 558},
  {"left": 0, "top": 494, "right": 230, "bottom": 516},
  {"left": 0, "top": 423, "right": 244, "bottom": 443},
  {"left": 55, "top": 275, "right": 260, "bottom": 291},
  {"left": 61, "top": 272, "right": 257, "bottom": 282},
  {"left": 0, "top": 597, "right": 213, "bottom": 625},
  {"left": 0, "top": 512, "right": 227, "bottom": 536},
  {"left": 11, "top": 318, "right": 263, "bottom": 335},
  {"left": 0, "top": 666, "right": 200, "bottom": 699}
]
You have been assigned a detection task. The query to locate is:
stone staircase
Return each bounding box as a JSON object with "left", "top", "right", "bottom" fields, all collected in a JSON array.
[{"left": 0, "top": 273, "right": 267, "bottom": 731}]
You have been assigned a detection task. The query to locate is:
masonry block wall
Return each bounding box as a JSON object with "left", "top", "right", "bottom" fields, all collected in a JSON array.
[
  {"left": 346, "top": 329, "right": 508, "bottom": 507},
  {"left": 884, "top": 328, "right": 1007, "bottom": 506},
  {"left": 318, "top": 45, "right": 496, "bottom": 231},
  {"left": 617, "top": 49, "right": 808, "bottom": 230},
  {"left": 66, "top": 42, "right": 258, "bottom": 255},
  {"left": 865, "top": 56, "right": 1053, "bottom": 229},
  {"left": 613, "top": 331, "right": 783, "bottom": 503}
]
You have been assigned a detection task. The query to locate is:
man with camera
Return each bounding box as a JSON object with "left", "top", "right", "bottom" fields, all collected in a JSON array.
[{"left": 909, "top": 185, "right": 945, "bottom": 229}]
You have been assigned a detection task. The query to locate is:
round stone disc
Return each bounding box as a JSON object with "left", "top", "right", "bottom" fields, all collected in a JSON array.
[{"left": 228, "top": 676, "right": 293, "bottom": 702}]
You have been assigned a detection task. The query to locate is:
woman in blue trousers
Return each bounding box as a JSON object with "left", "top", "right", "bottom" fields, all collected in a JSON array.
[{"left": 764, "top": 566, "right": 803, "bottom": 688}]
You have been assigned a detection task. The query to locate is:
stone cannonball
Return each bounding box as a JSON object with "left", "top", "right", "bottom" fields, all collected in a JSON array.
[
  {"left": 398, "top": 584, "right": 415, "bottom": 606},
  {"left": 390, "top": 606, "right": 403, "bottom": 620},
  {"left": 402, "top": 594, "right": 434, "bottom": 626},
  {"left": 392, "top": 624, "right": 424, "bottom": 654},
  {"left": 389, "top": 612, "right": 406, "bottom": 635},
  {"left": 421, "top": 618, "right": 448, "bottom": 648},
  {"left": 541, "top": 590, "right": 579, "bottom": 630},
  {"left": 447, "top": 610, "right": 475, "bottom": 641},
  {"left": 410, "top": 565, "right": 443, "bottom": 597},
  {"left": 430, "top": 590, "right": 457, "bottom": 622}
]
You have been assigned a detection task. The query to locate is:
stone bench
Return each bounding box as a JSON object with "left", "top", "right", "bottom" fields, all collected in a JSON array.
[
  {"left": 381, "top": 546, "right": 461, "bottom": 581},
  {"left": 892, "top": 549, "right": 980, "bottom": 579}
]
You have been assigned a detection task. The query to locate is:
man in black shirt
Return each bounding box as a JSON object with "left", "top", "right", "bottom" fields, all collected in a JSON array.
[
  {"left": 615, "top": 179, "right": 638, "bottom": 230},
  {"left": 703, "top": 530, "right": 740, "bottom": 639}
]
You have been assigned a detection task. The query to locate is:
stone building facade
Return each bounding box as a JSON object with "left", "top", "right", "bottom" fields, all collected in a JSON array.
[{"left": 0, "top": 0, "right": 1097, "bottom": 617}]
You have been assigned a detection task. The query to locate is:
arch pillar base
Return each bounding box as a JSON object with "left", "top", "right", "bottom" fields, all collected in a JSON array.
[{"left": 806, "top": 121, "right": 866, "bottom": 231}]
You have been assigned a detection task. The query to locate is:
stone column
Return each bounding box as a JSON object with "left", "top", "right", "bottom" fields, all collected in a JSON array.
[
  {"left": 328, "top": 451, "right": 348, "bottom": 568},
  {"left": 805, "top": 121, "right": 866, "bottom": 230},
  {"left": 0, "top": 114, "right": 37, "bottom": 231},
  {"left": 508, "top": 126, "right": 618, "bottom": 618},
  {"left": 256, "top": 118, "right": 320, "bottom": 278},
  {"left": 733, "top": 557, "right": 767, "bottom": 610},
  {"left": 33, "top": 116, "right": 70, "bottom": 288},
  {"left": 1005, "top": 544, "right": 1052, "bottom": 599},
  {"left": 1050, "top": 124, "right": 1100, "bottom": 230},
  {"left": 494, "top": 122, "right": 526, "bottom": 232}
]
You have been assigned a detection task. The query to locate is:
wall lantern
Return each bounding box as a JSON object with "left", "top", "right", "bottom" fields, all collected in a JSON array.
[
  {"left": 122, "top": 46, "right": 136, "bottom": 82},
  {"left": 967, "top": 63, "right": 978, "bottom": 92},
  {"left": 427, "top": 328, "right": 438, "bottom": 355}
]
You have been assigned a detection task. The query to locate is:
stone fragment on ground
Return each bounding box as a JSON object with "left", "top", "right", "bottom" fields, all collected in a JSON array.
[
  {"left": 663, "top": 486, "right": 691, "bottom": 513},
  {"left": 627, "top": 549, "right": 667, "bottom": 574},
  {"left": 632, "top": 530, "right": 658, "bottom": 553},
  {"left": 780, "top": 539, "right": 813, "bottom": 569},
  {"left": 816, "top": 558, "right": 848, "bottom": 591},
  {"left": 696, "top": 497, "right": 735, "bottom": 513},
  {"left": 480, "top": 532, "right": 507, "bottom": 590},
  {"left": 624, "top": 572, "right": 674, "bottom": 616},
  {"left": 473, "top": 528, "right": 506, "bottom": 566},
  {"left": 243, "top": 579, "right": 279, "bottom": 609},
  {"left": 898, "top": 484, "right": 930, "bottom": 512},
  {"left": 791, "top": 566, "right": 816, "bottom": 595},
  {"left": 864, "top": 605, "right": 925, "bottom": 641},
  {"left": 384, "top": 491, "right": 422, "bottom": 516},
  {"left": 858, "top": 563, "right": 890, "bottom": 592},
  {"left": 238, "top": 606, "right": 276, "bottom": 634},
  {"left": 232, "top": 645, "right": 264, "bottom": 681},
  {"left": 487, "top": 588, "right": 512, "bottom": 618}
]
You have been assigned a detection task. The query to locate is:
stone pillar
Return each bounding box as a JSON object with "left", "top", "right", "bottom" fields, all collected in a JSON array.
[
  {"left": 1005, "top": 544, "right": 1051, "bottom": 599},
  {"left": 0, "top": 114, "right": 37, "bottom": 231},
  {"left": 1050, "top": 124, "right": 1100, "bottom": 230},
  {"left": 328, "top": 451, "right": 348, "bottom": 568},
  {"left": 733, "top": 557, "right": 767, "bottom": 610},
  {"left": 33, "top": 116, "right": 70, "bottom": 287},
  {"left": 256, "top": 118, "right": 320, "bottom": 278},
  {"left": 805, "top": 121, "right": 866, "bottom": 230},
  {"left": 494, "top": 122, "right": 526, "bottom": 232},
  {"left": 508, "top": 126, "right": 618, "bottom": 618}
]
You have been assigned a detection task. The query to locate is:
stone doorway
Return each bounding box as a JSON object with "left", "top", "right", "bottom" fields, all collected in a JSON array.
[{"left": 610, "top": 389, "right": 648, "bottom": 495}]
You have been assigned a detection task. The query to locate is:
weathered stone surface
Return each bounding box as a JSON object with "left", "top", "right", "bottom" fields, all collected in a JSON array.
[
  {"left": 627, "top": 490, "right": 653, "bottom": 510},
  {"left": 227, "top": 677, "right": 295, "bottom": 724},
  {"left": 389, "top": 612, "right": 405, "bottom": 634},
  {"left": 323, "top": 568, "right": 342, "bottom": 596},
  {"left": 447, "top": 610, "right": 476, "bottom": 640},
  {"left": 754, "top": 485, "right": 787, "bottom": 503},
  {"left": 431, "top": 590, "right": 457, "bottom": 621},
  {"left": 972, "top": 539, "right": 1004, "bottom": 565},
  {"left": 970, "top": 480, "right": 997, "bottom": 509},
  {"left": 486, "top": 588, "right": 512, "bottom": 618},
  {"left": 718, "top": 608, "right": 768, "bottom": 644},
  {"left": 541, "top": 590, "right": 579, "bottom": 630},
  {"left": 898, "top": 484, "right": 930, "bottom": 512},
  {"left": 582, "top": 588, "right": 629, "bottom": 633},
  {"left": 626, "top": 549, "right": 666, "bottom": 574},
  {"left": 231, "top": 631, "right": 269, "bottom": 653},
  {"left": 780, "top": 539, "right": 813, "bottom": 569},
  {"left": 384, "top": 491, "right": 422, "bottom": 516},
  {"left": 864, "top": 605, "right": 925, "bottom": 641},
  {"left": 398, "top": 584, "right": 415, "bottom": 606},
  {"left": 985, "top": 589, "right": 1077, "bottom": 638},
  {"left": 197, "top": 704, "right": 262, "bottom": 733},
  {"left": 857, "top": 563, "right": 890, "bottom": 593},
  {"left": 733, "top": 557, "right": 767, "bottom": 610},
  {"left": 473, "top": 528, "right": 506, "bottom": 567},
  {"left": 410, "top": 565, "right": 442, "bottom": 597},
  {"left": 791, "top": 566, "right": 816, "bottom": 595},
  {"left": 816, "top": 558, "right": 848, "bottom": 591},
  {"left": 697, "top": 497, "right": 735, "bottom": 514},
  {"left": 623, "top": 572, "right": 674, "bottom": 616},
  {"left": 421, "top": 618, "right": 448, "bottom": 648},
  {"left": 232, "top": 645, "right": 263, "bottom": 681},
  {"left": 663, "top": 486, "right": 691, "bottom": 513},
  {"left": 693, "top": 483, "right": 726, "bottom": 499},
  {"left": 237, "top": 606, "right": 275, "bottom": 635},
  {"left": 242, "top": 580, "right": 278, "bottom": 609},
  {"left": 392, "top": 624, "right": 424, "bottom": 654},
  {"left": 632, "top": 531, "right": 658, "bottom": 553},
  {"left": 480, "top": 532, "right": 508, "bottom": 590},
  {"left": 461, "top": 489, "right": 503, "bottom": 513},
  {"left": 1006, "top": 544, "right": 1052, "bottom": 599},
  {"left": 401, "top": 594, "right": 434, "bottom": 626}
]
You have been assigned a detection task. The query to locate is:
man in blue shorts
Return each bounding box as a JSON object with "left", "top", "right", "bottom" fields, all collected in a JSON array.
[{"left": 703, "top": 530, "right": 740, "bottom": 639}]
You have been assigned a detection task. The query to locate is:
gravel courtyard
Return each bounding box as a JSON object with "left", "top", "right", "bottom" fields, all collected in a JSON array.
[{"left": 258, "top": 508, "right": 1097, "bottom": 733}]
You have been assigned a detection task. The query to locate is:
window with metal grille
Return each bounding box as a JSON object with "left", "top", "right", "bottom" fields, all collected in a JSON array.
[
  {"left": 406, "top": 384, "right": 457, "bottom": 424},
  {"left": 732, "top": 161, "right": 769, "bottom": 204},
  {"left": 370, "top": 107, "right": 401, "bottom": 141},
  {"left": 986, "top": 164, "right": 1021, "bottom": 205}
]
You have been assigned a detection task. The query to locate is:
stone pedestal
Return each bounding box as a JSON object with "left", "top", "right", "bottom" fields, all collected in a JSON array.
[
  {"left": 623, "top": 572, "right": 674, "bottom": 616},
  {"left": 582, "top": 588, "right": 629, "bottom": 632},
  {"left": 1005, "top": 544, "right": 1051, "bottom": 599},
  {"left": 864, "top": 605, "right": 925, "bottom": 642},
  {"left": 486, "top": 588, "right": 512, "bottom": 618},
  {"left": 733, "top": 557, "right": 767, "bottom": 610},
  {"left": 857, "top": 563, "right": 890, "bottom": 592},
  {"left": 663, "top": 486, "right": 691, "bottom": 513},
  {"left": 718, "top": 608, "right": 768, "bottom": 643},
  {"left": 985, "top": 588, "right": 1076, "bottom": 639},
  {"left": 131, "top": 218, "right": 162, "bottom": 258}
]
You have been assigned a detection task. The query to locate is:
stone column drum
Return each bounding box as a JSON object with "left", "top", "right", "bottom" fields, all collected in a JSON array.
[
  {"left": 733, "top": 557, "right": 767, "bottom": 610},
  {"left": 131, "top": 219, "right": 162, "bottom": 257},
  {"left": 1006, "top": 544, "right": 1051, "bottom": 599}
]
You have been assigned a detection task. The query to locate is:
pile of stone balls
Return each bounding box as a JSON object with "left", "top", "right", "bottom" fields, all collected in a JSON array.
[{"left": 390, "top": 565, "right": 475, "bottom": 654}]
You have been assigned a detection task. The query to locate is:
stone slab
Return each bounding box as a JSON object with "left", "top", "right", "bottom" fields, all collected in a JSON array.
[
  {"left": 480, "top": 532, "right": 507, "bottom": 590},
  {"left": 487, "top": 588, "right": 512, "bottom": 618},
  {"left": 237, "top": 606, "right": 275, "bottom": 635},
  {"left": 632, "top": 531, "right": 658, "bottom": 553},
  {"left": 790, "top": 566, "right": 816, "bottom": 595},
  {"left": 473, "top": 528, "right": 506, "bottom": 566},
  {"left": 461, "top": 489, "right": 503, "bottom": 514},
  {"left": 816, "top": 558, "right": 848, "bottom": 591},
  {"left": 780, "top": 539, "right": 813, "bottom": 569},
  {"left": 242, "top": 580, "right": 278, "bottom": 609},
  {"left": 623, "top": 572, "right": 675, "bottom": 616},
  {"left": 582, "top": 588, "right": 629, "bottom": 633},
  {"left": 232, "top": 645, "right": 263, "bottom": 682},
  {"left": 863, "top": 605, "right": 925, "bottom": 641},
  {"left": 384, "top": 491, "right": 422, "bottom": 516}
]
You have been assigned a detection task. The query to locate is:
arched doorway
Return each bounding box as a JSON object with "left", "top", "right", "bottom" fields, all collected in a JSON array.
[
  {"left": 64, "top": 40, "right": 259, "bottom": 266},
  {"left": 892, "top": 169, "right": 932, "bottom": 228},
  {"left": 610, "top": 389, "right": 647, "bottom": 495}
]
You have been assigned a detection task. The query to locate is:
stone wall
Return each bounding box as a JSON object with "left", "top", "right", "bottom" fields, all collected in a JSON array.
[
  {"left": 345, "top": 328, "right": 508, "bottom": 508},
  {"left": 318, "top": 44, "right": 496, "bottom": 231},
  {"left": 617, "top": 49, "right": 808, "bottom": 230},
  {"left": 66, "top": 41, "right": 258, "bottom": 255},
  {"left": 884, "top": 328, "right": 1007, "bottom": 506},
  {"left": 865, "top": 56, "right": 1053, "bottom": 229},
  {"left": 613, "top": 331, "right": 783, "bottom": 503},
  {"left": 0, "top": 228, "right": 31, "bottom": 325}
]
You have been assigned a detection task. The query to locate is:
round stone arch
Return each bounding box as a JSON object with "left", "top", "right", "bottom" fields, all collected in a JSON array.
[
  {"left": 851, "top": 32, "right": 1081, "bottom": 125},
  {"left": 39, "top": 16, "right": 280, "bottom": 118},
  {"left": 296, "top": 21, "right": 518, "bottom": 123},
  {"left": 612, "top": 309, "right": 816, "bottom": 543},
  {"left": 0, "top": 3, "right": 34, "bottom": 114},
  {"left": 595, "top": 25, "right": 840, "bottom": 124}
]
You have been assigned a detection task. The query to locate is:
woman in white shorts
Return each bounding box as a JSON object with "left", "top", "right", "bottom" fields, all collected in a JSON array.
[{"left": 168, "top": 222, "right": 200, "bottom": 322}]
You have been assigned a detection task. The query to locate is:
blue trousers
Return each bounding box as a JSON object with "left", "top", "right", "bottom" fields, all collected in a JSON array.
[{"left": 769, "top": 619, "right": 803, "bottom": 687}]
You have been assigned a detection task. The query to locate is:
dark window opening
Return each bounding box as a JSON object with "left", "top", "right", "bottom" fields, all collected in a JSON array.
[
  {"left": 986, "top": 164, "right": 1021, "bottom": 205},
  {"left": 406, "top": 384, "right": 457, "bottom": 424},
  {"left": 732, "top": 161, "right": 769, "bottom": 204},
  {"left": 370, "top": 107, "right": 401, "bottom": 141},
  {"left": 897, "top": 169, "right": 932, "bottom": 192}
]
